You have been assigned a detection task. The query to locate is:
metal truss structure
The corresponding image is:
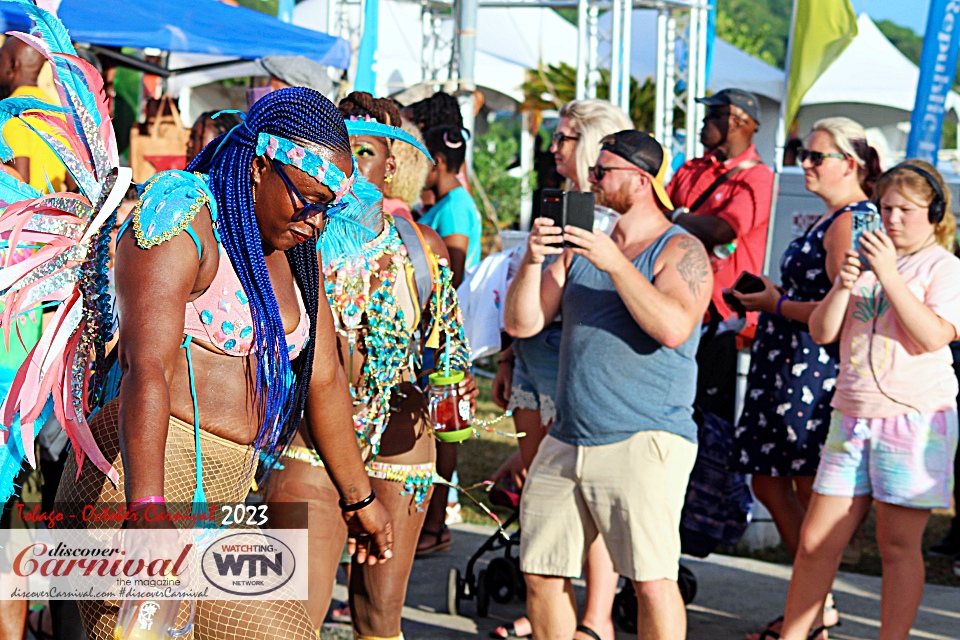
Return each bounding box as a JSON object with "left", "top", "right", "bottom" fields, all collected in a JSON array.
[
  {"left": 406, "top": 0, "right": 710, "bottom": 165},
  {"left": 571, "top": 0, "right": 711, "bottom": 168},
  {"left": 323, "top": 0, "right": 711, "bottom": 224}
]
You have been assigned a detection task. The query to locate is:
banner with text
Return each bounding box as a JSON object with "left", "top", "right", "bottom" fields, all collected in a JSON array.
[
  {"left": 0, "top": 526, "right": 308, "bottom": 600},
  {"left": 907, "top": 0, "right": 960, "bottom": 162}
]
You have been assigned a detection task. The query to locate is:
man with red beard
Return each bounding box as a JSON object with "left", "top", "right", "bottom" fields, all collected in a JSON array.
[{"left": 504, "top": 130, "right": 712, "bottom": 640}]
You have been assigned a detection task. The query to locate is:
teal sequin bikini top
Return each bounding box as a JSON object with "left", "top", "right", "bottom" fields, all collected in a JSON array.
[{"left": 121, "top": 170, "right": 310, "bottom": 359}]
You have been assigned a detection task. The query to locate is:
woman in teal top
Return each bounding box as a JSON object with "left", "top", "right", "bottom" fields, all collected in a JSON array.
[{"left": 420, "top": 125, "right": 482, "bottom": 286}]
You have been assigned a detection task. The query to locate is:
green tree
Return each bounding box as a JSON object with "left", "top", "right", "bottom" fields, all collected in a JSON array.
[
  {"left": 520, "top": 62, "right": 658, "bottom": 130},
  {"left": 716, "top": 0, "right": 792, "bottom": 67},
  {"left": 715, "top": 8, "right": 778, "bottom": 66},
  {"left": 875, "top": 19, "right": 923, "bottom": 64},
  {"left": 555, "top": 1, "right": 789, "bottom": 67},
  {"left": 471, "top": 118, "right": 523, "bottom": 247},
  {"left": 873, "top": 19, "right": 960, "bottom": 149},
  {"left": 234, "top": 0, "right": 279, "bottom": 16}
]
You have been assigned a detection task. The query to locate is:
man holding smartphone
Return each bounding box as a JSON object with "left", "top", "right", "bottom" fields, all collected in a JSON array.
[{"left": 504, "top": 131, "right": 712, "bottom": 640}]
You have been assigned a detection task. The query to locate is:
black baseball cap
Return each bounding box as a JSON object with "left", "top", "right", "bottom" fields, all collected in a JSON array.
[
  {"left": 696, "top": 88, "right": 761, "bottom": 126},
  {"left": 599, "top": 130, "right": 673, "bottom": 210}
]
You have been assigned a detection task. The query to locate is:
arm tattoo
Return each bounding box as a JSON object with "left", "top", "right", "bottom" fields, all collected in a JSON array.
[{"left": 675, "top": 236, "right": 710, "bottom": 298}]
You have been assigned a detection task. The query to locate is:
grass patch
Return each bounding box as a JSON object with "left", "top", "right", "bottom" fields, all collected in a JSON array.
[{"left": 454, "top": 371, "right": 519, "bottom": 527}]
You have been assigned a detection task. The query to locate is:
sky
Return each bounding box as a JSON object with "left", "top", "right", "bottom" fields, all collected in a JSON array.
[{"left": 858, "top": 0, "right": 929, "bottom": 35}]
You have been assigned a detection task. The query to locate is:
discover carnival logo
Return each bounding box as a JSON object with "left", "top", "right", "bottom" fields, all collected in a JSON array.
[
  {"left": 200, "top": 532, "right": 296, "bottom": 596},
  {"left": 0, "top": 527, "right": 307, "bottom": 599}
]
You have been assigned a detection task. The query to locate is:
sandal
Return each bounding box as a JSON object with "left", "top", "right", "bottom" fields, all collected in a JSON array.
[
  {"left": 416, "top": 525, "right": 452, "bottom": 556},
  {"left": 822, "top": 594, "right": 840, "bottom": 629},
  {"left": 28, "top": 606, "right": 53, "bottom": 640},
  {"left": 574, "top": 625, "right": 602, "bottom": 640},
  {"left": 757, "top": 624, "right": 832, "bottom": 640},
  {"left": 330, "top": 601, "right": 351, "bottom": 624},
  {"left": 489, "top": 621, "right": 531, "bottom": 639},
  {"left": 746, "top": 615, "right": 783, "bottom": 640}
]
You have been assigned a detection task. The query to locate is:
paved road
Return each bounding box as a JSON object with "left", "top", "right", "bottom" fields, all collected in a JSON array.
[{"left": 322, "top": 522, "right": 960, "bottom": 640}]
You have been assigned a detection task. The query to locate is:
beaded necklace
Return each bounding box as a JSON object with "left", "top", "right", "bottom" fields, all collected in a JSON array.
[{"left": 324, "top": 216, "right": 415, "bottom": 455}]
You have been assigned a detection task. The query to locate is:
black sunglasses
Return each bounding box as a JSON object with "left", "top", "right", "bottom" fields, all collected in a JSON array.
[
  {"left": 704, "top": 107, "right": 749, "bottom": 125},
  {"left": 796, "top": 148, "right": 846, "bottom": 167},
  {"left": 271, "top": 159, "right": 340, "bottom": 222},
  {"left": 589, "top": 165, "right": 646, "bottom": 181},
  {"left": 552, "top": 131, "right": 581, "bottom": 145},
  {"left": 704, "top": 107, "right": 731, "bottom": 120}
]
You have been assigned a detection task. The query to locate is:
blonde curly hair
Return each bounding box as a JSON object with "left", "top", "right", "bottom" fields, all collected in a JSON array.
[{"left": 384, "top": 118, "right": 431, "bottom": 207}]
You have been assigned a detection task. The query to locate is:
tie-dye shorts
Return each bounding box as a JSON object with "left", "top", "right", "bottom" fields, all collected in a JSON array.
[{"left": 813, "top": 409, "right": 958, "bottom": 509}]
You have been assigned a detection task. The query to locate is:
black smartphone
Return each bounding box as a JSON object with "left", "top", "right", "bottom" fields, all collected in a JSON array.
[
  {"left": 722, "top": 271, "right": 766, "bottom": 318},
  {"left": 541, "top": 189, "right": 595, "bottom": 247},
  {"left": 851, "top": 207, "right": 883, "bottom": 270}
]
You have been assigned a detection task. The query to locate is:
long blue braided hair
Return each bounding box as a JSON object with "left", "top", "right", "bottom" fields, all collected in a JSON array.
[{"left": 187, "top": 88, "right": 350, "bottom": 463}]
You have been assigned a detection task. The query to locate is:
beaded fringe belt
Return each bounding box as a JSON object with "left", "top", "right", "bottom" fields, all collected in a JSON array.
[{"left": 282, "top": 445, "right": 438, "bottom": 509}]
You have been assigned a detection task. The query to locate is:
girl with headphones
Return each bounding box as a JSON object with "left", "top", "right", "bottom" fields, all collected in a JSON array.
[{"left": 778, "top": 160, "right": 960, "bottom": 640}]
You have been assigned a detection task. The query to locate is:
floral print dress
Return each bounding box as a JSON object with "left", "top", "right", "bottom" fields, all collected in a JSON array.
[{"left": 733, "top": 200, "right": 875, "bottom": 476}]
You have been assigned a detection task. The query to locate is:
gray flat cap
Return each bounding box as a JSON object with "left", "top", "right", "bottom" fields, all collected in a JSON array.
[{"left": 260, "top": 56, "right": 334, "bottom": 95}]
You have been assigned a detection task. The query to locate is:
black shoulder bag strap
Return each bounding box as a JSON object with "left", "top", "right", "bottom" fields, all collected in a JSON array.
[{"left": 687, "top": 159, "right": 761, "bottom": 213}]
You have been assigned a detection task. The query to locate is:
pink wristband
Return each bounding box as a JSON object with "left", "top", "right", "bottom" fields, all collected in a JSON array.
[{"left": 128, "top": 496, "right": 165, "bottom": 513}]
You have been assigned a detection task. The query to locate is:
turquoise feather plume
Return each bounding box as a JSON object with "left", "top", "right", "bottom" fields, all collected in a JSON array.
[
  {"left": 51, "top": 55, "right": 103, "bottom": 130},
  {"left": 3, "top": 0, "right": 77, "bottom": 56},
  {"left": 0, "top": 96, "right": 70, "bottom": 161},
  {"left": 320, "top": 175, "right": 382, "bottom": 259},
  {"left": 3, "top": 2, "right": 102, "bottom": 130},
  {"left": 0, "top": 167, "right": 41, "bottom": 206}
]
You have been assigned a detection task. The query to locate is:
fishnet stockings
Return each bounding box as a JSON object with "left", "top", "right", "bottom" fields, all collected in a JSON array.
[
  {"left": 54, "top": 400, "right": 316, "bottom": 640},
  {"left": 263, "top": 383, "right": 435, "bottom": 636}
]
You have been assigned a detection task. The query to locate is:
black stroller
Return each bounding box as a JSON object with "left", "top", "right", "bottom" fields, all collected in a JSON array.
[{"left": 447, "top": 486, "right": 524, "bottom": 616}]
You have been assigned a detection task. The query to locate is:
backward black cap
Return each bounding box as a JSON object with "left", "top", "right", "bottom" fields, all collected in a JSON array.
[
  {"left": 599, "top": 130, "right": 673, "bottom": 210},
  {"left": 600, "top": 130, "right": 665, "bottom": 175}
]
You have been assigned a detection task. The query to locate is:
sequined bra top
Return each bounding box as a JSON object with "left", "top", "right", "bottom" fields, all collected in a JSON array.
[
  {"left": 122, "top": 170, "right": 310, "bottom": 360},
  {"left": 182, "top": 249, "right": 310, "bottom": 359}
]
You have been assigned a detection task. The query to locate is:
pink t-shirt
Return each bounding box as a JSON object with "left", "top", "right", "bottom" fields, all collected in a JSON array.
[
  {"left": 833, "top": 245, "right": 960, "bottom": 418},
  {"left": 382, "top": 197, "right": 413, "bottom": 222}
]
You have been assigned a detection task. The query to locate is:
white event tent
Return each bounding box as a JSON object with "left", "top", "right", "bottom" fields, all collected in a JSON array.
[
  {"left": 171, "top": 5, "right": 958, "bottom": 168},
  {"left": 796, "top": 13, "right": 960, "bottom": 163}
]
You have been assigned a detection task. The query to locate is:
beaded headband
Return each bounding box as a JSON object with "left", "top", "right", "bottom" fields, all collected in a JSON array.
[
  {"left": 251, "top": 132, "right": 378, "bottom": 257},
  {"left": 255, "top": 133, "right": 358, "bottom": 204},
  {"left": 344, "top": 117, "right": 435, "bottom": 164}
]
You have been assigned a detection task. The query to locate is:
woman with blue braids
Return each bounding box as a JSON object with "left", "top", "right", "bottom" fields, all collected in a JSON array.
[
  {"left": 51, "top": 88, "right": 394, "bottom": 640},
  {"left": 263, "top": 92, "right": 474, "bottom": 639}
]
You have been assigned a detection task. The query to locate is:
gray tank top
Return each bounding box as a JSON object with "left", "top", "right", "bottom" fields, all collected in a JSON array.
[{"left": 551, "top": 225, "right": 700, "bottom": 446}]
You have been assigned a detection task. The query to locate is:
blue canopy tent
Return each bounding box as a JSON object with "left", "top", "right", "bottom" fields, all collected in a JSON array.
[{"left": 0, "top": 0, "right": 351, "bottom": 70}]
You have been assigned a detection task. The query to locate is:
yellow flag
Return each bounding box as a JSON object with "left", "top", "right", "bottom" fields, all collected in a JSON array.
[{"left": 786, "top": 0, "right": 858, "bottom": 124}]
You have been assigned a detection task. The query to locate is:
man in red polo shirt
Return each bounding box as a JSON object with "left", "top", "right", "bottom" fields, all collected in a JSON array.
[{"left": 667, "top": 88, "right": 773, "bottom": 320}]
